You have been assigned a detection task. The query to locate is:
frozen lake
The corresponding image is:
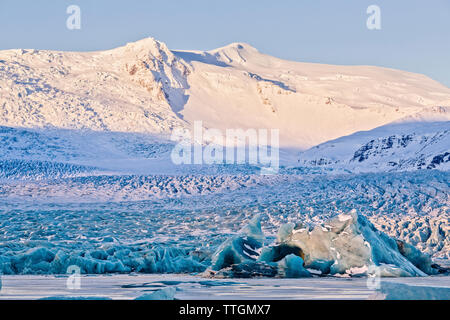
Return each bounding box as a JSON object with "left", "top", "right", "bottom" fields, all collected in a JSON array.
[{"left": 1, "top": 274, "right": 449, "bottom": 300}]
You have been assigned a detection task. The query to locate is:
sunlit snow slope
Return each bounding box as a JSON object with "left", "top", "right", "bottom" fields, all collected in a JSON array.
[
  {"left": 1, "top": 37, "right": 450, "bottom": 151},
  {"left": 299, "top": 107, "right": 450, "bottom": 172}
]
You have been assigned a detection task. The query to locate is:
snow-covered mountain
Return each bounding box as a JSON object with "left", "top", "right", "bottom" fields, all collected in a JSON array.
[
  {"left": 1, "top": 37, "right": 450, "bottom": 151},
  {"left": 0, "top": 38, "right": 188, "bottom": 135},
  {"left": 0, "top": 37, "right": 449, "bottom": 273},
  {"left": 299, "top": 107, "right": 450, "bottom": 172}
]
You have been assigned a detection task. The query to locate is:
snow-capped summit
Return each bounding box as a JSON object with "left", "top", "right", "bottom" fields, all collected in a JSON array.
[
  {"left": 121, "top": 36, "right": 171, "bottom": 54},
  {"left": 208, "top": 42, "right": 261, "bottom": 65},
  {"left": 0, "top": 37, "right": 191, "bottom": 134},
  {"left": 111, "top": 37, "right": 190, "bottom": 73}
]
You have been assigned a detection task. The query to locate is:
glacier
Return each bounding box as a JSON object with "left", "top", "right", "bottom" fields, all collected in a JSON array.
[
  {"left": 0, "top": 37, "right": 448, "bottom": 287},
  {"left": 1, "top": 187, "right": 447, "bottom": 278}
]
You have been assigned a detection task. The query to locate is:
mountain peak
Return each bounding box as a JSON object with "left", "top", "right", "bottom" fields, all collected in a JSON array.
[
  {"left": 111, "top": 37, "right": 174, "bottom": 61},
  {"left": 211, "top": 42, "right": 258, "bottom": 52},
  {"left": 207, "top": 42, "right": 259, "bottom": 65},
  {"left": 124, "top": 37, "right": 165, "bottom": 49}
]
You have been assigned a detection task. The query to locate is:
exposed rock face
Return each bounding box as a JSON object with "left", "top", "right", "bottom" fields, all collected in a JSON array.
[
  {"left": 118, "top": 38, "right": 191, "bottom": 113},
  {"left": 299, "top": 117, "right": 450, "bottom": 172}
]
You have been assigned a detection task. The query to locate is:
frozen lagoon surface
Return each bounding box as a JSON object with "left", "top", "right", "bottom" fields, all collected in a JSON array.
[{"left": 0, "top": 274, "right": 449, "bottom": 300}]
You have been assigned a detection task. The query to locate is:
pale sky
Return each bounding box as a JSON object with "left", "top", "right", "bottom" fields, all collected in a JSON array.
[{"left": 0, "top": 0, "right": 449, "bottom": 87}]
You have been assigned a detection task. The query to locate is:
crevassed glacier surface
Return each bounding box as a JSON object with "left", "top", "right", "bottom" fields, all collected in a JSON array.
[{"left": 0, "top": 169, "right": 448, "bottom": 275}]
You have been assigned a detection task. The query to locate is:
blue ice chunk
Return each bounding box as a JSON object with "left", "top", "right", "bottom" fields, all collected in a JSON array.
[
  {"left": 0, "top": 244, "right": 208, "bottom": 275},
  {"left": 281, "top": 211, "right": 434, "bottom": 277},
  {"left": 377, "top": 282, "right": 450, "bottom": 300},
  {"left": 240, "top": 215, "right": 265, "bottom": 243},
  {"left": 135, "top": 287, "right": 176, "bottom": 300},
  {"left": 355, "top": 214, "right": 428, "bottom": 276},
  {"left": 395, "top": 240, "right": 437, "bottom": 275},
  {"left": 276, "top": 223, "right": 295, "bottom": 243},
  {"left": 258, "top": 244, "right": 304, "bottom": 264},
  {"left": 214, "top": 261, "right": 278, "bottom": 278},
  {"left": 276, "top": 254, "right": 311, "bottom": 278},
  {"left": 210, "top": 215, "right": 264, "bottom": 271},
  {"left": 306, "top": 259, "right": 333, "bottom": 274},
  {"left": 40, "top": 296, "right": 112, "bottom": 300}
]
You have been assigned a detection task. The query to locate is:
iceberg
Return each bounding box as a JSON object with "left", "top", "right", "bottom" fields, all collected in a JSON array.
[
  {"left": 209, "top": 215, "right": 311, "bottom": 278},
  {"left": 210, "top": 215, "right": 264, "bottom": 271},
  {"left": 135, "top": 287, "right": 177, "bottom": 300},
  {"left": 213, "top": 261, "right": 278, "bottom": 278},
  {"left": 373, "top": 282, "right": 450, "bottom": 300},
  {"left": 0, "top": 244, "right": 208, "bottom": 275},
  {"left": 275, "top": 254, "right": 311, "bottom": 278},
  {"left": 276, "top": 210, "right": 439, "bottom": 277},
  {"left": 209, "top": 211, "right": 444, "bottom": 278}
]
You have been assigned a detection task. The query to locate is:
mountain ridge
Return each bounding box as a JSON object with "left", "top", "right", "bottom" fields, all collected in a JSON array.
[{"left": 2, "top": 36, "right": 450, "bottom": 150}]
